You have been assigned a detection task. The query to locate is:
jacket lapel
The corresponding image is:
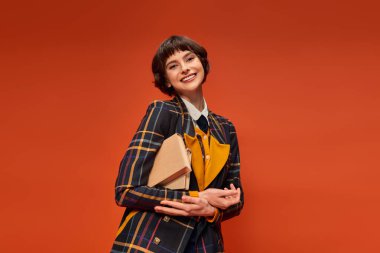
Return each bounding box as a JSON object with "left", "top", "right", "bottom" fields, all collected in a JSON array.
[
  {"left": 173, "top": 96, "right": 230, "bottom": 189},
  {"left": 208, "top": 111, "right": 228, "bottom": 144}
]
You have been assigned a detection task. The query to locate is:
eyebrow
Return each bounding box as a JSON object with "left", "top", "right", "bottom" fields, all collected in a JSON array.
[{"left": 165, "top": 52, "right": 193, "bottom": 68}]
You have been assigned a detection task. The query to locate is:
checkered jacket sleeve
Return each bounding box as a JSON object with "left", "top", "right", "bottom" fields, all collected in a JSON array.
[
  {"left": 115, "top": 100, "right": 191, "bottom": 211},
  {"left": 220, "top": 120, "right": 244, "bottom": 221}
]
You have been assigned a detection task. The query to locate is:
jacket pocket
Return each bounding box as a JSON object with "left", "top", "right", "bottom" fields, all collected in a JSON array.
[{"left": 147, "top": 216, "right": 195, "bottom": 253}]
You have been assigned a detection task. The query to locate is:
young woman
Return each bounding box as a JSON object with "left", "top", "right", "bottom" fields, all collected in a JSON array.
[{"left": 111, "top": 35, "right": 244, "bottom": 253}]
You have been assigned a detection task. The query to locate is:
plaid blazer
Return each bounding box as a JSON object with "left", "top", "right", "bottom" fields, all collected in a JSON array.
[{"left": 111, "top": 95, "right": 243, "bottom": 253}]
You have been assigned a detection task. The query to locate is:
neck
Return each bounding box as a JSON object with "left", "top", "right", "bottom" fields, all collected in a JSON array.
[{"left": 179, "top": 89, "right": 204, "bottom": 112}]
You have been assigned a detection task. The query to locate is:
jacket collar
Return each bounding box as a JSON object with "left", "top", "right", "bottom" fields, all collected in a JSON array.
[
  {"left": 173, "top": 95, "right": 228, "bottom": 144},
  {"left": 179, "top": 96, "right": 209, "bottom": 123}
]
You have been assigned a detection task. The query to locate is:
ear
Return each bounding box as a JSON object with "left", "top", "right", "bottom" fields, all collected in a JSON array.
[{"left": 167, "top": 83, "right": 172, "bottom": 88}]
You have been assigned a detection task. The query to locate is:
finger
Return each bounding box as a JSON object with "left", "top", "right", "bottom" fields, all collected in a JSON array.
[
  {"left": 209, "top": 189, "right": 237, "bottom": 197},
  {"left": 216, "top": 193, "right": 234, "bottom": 199},
  {"left": 161, "top": 200, "right": 188, "bottom": 209},
  {"left": 182, "top": 195, "right": 202, "bottom": 204},
  {"left": 155, "top": 206, "right": 189, "bottom": 216},
  {"left": 207, "top": 188, "right": 236, "bottom": 195},
  {"left": 215, "top": 187, "right": 237, "bottom": 197},
  {"left": 230, "top": 183, "right": 236, "bottom": 190},
  {"left": 229, "top": 189, "right": 241, "bottom": 205},
  {"left": 229, "top": 188, "right": 240, "bottom": 199},
  {"left": 237, "top": 188, "right": 241, "bottom": 198},
  {"left": 162, "top": 199, "right": 202, "bottom": 211},
  {"left": 227, "top": 190, "right": 239, "bottom": 202},
  {"left": 182, "top": 196, "right": 207, "bottom": 209}
]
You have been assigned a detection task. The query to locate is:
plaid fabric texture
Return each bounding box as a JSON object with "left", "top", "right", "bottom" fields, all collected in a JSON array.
[{"left": 111, "top": 96, "right": 243, "bottom": 253}]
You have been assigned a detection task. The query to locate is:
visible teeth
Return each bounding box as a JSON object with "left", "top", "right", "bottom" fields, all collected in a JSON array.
[{"left": 182, "top": 74, "right": 196, "bottom": 81}]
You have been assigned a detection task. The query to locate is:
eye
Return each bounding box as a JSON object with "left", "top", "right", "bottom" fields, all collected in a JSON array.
[
  {"left": 186, "top": 56, "right": 195, "bottom": 62},
  {"left": 168, "top": 64, "right": 177, "bottom": 70}
]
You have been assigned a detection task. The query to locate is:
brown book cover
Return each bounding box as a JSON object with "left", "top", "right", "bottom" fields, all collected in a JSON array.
[
  {"left": 147, "top": 133, "right": 192, "bottom": 189},
  {"left": 163, "top": 172, "right": 190, "bottom": 190}
]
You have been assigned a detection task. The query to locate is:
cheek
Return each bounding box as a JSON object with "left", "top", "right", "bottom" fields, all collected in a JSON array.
[
  {"left": 196, "top": 64, "right": 205, "bottom": 75},
  {"left": 195, "top": 61, "right": 205, "bottom": 72},
  {"left": 165, "top": 71, "right": 177, "bottom": 83}
]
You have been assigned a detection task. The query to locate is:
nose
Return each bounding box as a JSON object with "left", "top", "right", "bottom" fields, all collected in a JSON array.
[{"left": 180, "top": 62, "right": 190, "bottom": 74}]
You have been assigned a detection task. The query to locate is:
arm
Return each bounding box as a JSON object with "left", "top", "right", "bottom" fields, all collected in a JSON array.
[
  {"left": 154, "top": 121, "right": 244, "bottom": 222},
  {"left": 218, "top": 120, "right": 244, "bottom": 222},
  {"left": 115, "top": 101, "right": 198, "bottom": 211},
  {"left": 197, "top": 186, "right": 240, "bottom": 210}
]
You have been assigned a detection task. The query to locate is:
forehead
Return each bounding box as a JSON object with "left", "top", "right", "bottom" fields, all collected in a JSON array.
[{"left": 165, "top": 50, "right": 193, "bottom": 63}]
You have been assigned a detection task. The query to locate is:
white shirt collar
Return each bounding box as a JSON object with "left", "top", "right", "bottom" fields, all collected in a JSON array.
[{"left": 180, "top": 96, "right": 209, "bottom": 124}]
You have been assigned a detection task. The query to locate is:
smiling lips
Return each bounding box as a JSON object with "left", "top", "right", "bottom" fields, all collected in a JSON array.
[{"left": 181, "top": 73, "right": 197, "bottom": 83}]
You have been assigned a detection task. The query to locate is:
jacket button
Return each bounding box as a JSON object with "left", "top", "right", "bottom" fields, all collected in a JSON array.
[
  {"left": 153, "top": 237, "right": 161, "bottom": 245},
  {"left": 205, "top": 155, "right": 210, "bottom": 160},
  {"left": 163, "top": 216, "right": 170, "bottom": 222},
  {"left": 203, "top": 135, "right": 207, "bottom": 140}
]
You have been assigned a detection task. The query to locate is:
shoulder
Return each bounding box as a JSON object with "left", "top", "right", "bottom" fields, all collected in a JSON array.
[
  {"left": 142, "top": 99, "right": 182, "bottom": 135},
  {"left": 139, "top": 99, "right": 181, "bottom": 137},
  {"left": 145, "top": 98, "right": 182, "bottom": 115},
  {"left": 209, "top": 111, "right": 237, "bottom": 132}
]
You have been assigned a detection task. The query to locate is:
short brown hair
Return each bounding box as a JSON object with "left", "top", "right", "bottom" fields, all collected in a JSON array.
[{"left": 152, "top": 35, "right": 210, "bottom": 96}]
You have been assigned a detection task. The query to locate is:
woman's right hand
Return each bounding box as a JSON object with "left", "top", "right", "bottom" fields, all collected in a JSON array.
[{"left": 199, "top": 184, "right": 241, "bottom": 210}]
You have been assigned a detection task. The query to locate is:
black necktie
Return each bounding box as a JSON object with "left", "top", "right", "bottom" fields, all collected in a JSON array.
[{"left": 196, "top": 115, "right": 209, "bottom": 133}]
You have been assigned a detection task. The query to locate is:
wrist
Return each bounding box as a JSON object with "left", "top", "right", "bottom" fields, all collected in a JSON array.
[
  {"left": 199, "top": 191, "right": 209, "bottom": 200},
  {"left": 206, "top": 207, "right": 219, "bottom": 223},
  {"left": 208, "top": 206, "right": 215, "bottom": 217}
]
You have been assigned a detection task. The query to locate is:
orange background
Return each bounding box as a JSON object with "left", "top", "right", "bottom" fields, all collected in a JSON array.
[{"left": 1, "top": 0, "right": 380, "bottom": 252}]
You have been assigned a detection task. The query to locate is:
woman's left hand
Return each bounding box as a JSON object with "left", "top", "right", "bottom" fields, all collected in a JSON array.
[
  {"left": 154, "top": 195, "right": 215, "bottom": 217},
  {"left": 199, "top": 184, "right": 241, "bottom": 210}
]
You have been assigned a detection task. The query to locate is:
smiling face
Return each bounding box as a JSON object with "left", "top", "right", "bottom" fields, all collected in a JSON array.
[{"left": 165, "top": 50, "right": 205, "bottom": 97}]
